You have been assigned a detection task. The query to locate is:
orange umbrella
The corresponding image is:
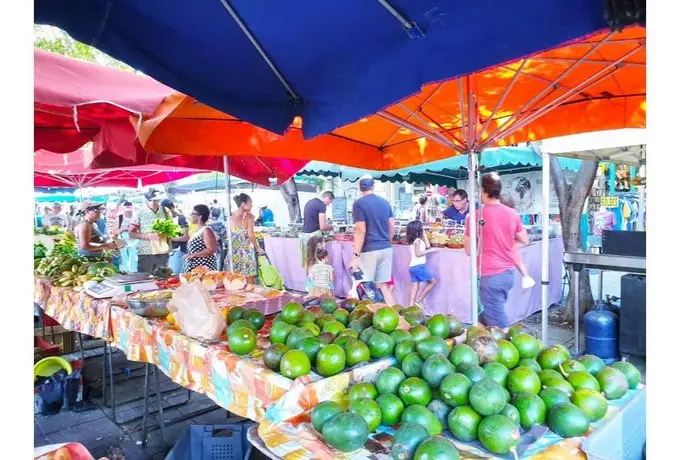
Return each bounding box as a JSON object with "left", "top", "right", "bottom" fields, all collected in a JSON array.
[{"left": 138, "top": 26, "right": 645, "bottom": 170}]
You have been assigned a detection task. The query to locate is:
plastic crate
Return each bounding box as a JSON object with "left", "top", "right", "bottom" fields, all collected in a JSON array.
[
  {"left": 165, "top": 423, "right": 254, "bottom": 460},
  {"left": 582, "top": 388, "right": 646, "bottom": 460}
]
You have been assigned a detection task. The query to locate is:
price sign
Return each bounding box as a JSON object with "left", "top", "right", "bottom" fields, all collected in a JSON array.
[
  {"left": 601, "top": 196, "right": 620, "bottom": 208},
  {"left": 332, "top": 197, "right": 348, "bottom": 221}
]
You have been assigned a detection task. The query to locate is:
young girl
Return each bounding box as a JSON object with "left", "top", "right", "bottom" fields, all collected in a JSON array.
[
  {"left": 307, "top": 247, "right": 334, "bottom": 298},
  {"left": 406, "top": 220, "right": 437, "bottom": 308}
]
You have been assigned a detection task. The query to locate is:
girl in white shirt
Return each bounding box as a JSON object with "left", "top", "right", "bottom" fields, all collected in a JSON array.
[{"left": 406, "top": 220, "right": 437, "bottom": 308}]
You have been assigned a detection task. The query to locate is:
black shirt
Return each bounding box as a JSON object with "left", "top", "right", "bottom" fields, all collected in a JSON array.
[
  {"left": 172, "top": 215, "right": 189, "bottom": 252},
  {"left": 302, "top": 198, "right": 327, "bottom": 233}
]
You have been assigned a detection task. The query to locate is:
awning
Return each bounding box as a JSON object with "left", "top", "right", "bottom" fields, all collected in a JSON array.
[{"left": 539, "top": 129, "right": 646, "bottom": 166}]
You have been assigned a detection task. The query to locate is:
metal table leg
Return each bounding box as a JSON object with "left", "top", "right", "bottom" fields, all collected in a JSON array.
[
  {"left": 573, "top": 265, "right": 583, "bottom": 355},
  {"left": 141, "top": 364, "right": 151, "bottom": 447},
  {"left": 77, "top": 332, "right": 86, "bottom": 363},
  {"left": 153, "top": 366, "right": 166, "bottom": 443}
]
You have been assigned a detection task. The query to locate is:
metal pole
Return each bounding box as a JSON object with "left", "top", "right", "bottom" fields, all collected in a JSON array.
[
  {"left": 223, "top": 157, "right": 234, "bottom": 272},
  {"left": 541, "top": 152, "right": 550, "bottom": 346},
  {"left": 636, "top": 184, "right": 645, "bottom": 231},
  {"left": 467, "top": 151, "right": 479, "bottom": 326},
  {"left": 573, "top": 268, "right": 580, "bottom": 355}
]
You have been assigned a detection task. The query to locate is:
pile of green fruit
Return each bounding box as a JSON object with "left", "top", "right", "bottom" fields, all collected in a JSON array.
[
  {"left": 36, "top": 254, "right": 117, "bottom": 289},
  {"left": 225, "top": 306, "right": 267, "bottom": 356},
  {"left": 311, "top": 322, "right": 642, "bottom": 456}
]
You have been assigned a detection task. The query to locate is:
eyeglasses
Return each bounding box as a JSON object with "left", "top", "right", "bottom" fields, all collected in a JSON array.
[
  {"left": 190, "top": 212, "right": 199, "bottom": 216},
  {"left": 452, "top": 198, "right": 467, "bottom": 203}
]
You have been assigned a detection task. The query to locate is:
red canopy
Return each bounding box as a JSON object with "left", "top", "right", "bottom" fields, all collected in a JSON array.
[
  {"left": 34, "top": 49, "right": 307, "bottom": 185},
  {"left": 34, "top": 149, "right": 203, "bottom": 189}
]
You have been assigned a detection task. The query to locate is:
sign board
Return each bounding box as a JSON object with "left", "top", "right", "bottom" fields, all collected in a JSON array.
[
  {"left": 601, "top": 196, "right": 620, "bottom": 208},
  {"left": 332, "top": 196, "right": 348, "bottom": 220}
]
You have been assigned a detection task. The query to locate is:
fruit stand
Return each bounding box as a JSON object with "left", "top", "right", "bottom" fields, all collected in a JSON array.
[{"left": 263, "top": 236, "right": 565, "bottom": 324}]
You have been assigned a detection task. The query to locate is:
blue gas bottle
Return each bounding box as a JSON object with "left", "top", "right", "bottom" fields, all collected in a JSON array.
[{"left": 584, "top": 302, "right": 619, "bottom": 362}]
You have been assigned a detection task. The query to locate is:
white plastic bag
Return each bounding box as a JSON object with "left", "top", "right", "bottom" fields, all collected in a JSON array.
[{"left": 167, "top": 282, "right": 225, "bottom": 341}]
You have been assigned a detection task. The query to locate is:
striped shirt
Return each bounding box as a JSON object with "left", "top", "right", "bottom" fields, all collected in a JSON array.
[{"left": 309, "top": 263, "right": 333, "bottom": 289}]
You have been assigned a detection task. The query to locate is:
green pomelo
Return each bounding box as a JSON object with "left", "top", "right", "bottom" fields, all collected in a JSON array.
[
  {"left": 507, "top": 366, "right": 541, "bottom": 394},
  {"left": 398, "top": 377, "right": 433, "bottom": 407},
  {"left": 410, "top": 325, "right": 431, "bottom": 342},
  {"left": 349, "top": 397, "right": 382, "bottom": 432},
  {"left": 568, "top": 371, "right": 601, "bottom": 392},
  {"left": 373, "top": 306, "right": 400, "bottom": 333},
  {"left": 280, "top": 302, "right": 304, "bottom": 324},
  {"left": 348, "top": 382, "right": 378, "bottom": 403},
  {"left": 469, "top": 378, "right": 506, "bottom": 416},
  {"left": 315, "top": 344, "right": 346, "bottom": 377},
  {"left": 311, "top": 400, "right": 344, "bottom": 432},
  {"left": 416, "top": 336, "right": 450, "bottom": 360},
  {"left": 421, "top": 354, "right": 455, "bottom": 389},
  {"left": 611, "top": 361, "right": 642, "bottom": 389},
  {"left": 496, "top": 340, "right": 520, "bottom": 369},
  {"left": 400, "top": 404, "right": 443, "bottom": 436},
  {"left": 511, "top": 333, "right": 541, "bottom": 359},
  {"left": 578, "top": 354, "right": 606, "bottom": 376},
  {"left": 390, "top": 423, "right": 430, "bottom": 460},
  {"left": 344, "top": 340, "right": 371, "bottom": 367},
  {"left": 376, "top": 367, "right": 407, "bottom": 395},
  {"left": 413, "top": 436, "right": 460, "bottom": 460},
  {"left": 401, "top": 352, "right": 425, "bottom": 378},
  {"left": 571, "top": 388, "right": 608, "bottom": 422},
  {"left": 539, "top": 387, "right": 572, "bottom": 411},
  {"left": 448, "top": 344, "right": 479, "bottom": 368},
  {"left": 395, "top": 340, "right": 417, "bottom": 363},
  {"left": 228, "top": 327, "right": 257, "bottom": 356},
  {"left": 426, "top": 314, "right": 451, "bottom": 339},
  {"left": 298, "top": 337, "right": 323, "bottom": 362},
  {"left": 478, "top": 414, "right": 521, "bottom": 455},
  {"left": 269, "top": 322, "right": 296, "bottom": 345},
  {"left": 461, "top": 365, "right": 486, "bottom": 384},
  {"left": 376, "top": 393, "right": 404, "bottom": 427},
  {"left": 484, "top": 362, "right": 510, "bottom": 387},
  {"left": 279, "top": 350, "right": 311, "bottom": 379},
  {"left": 367, "top": 331, "right": 395, "bottom": 359},
  {"left": 439, "top": 373, "right": 472, "bottom": 407},
  {"left": 548, "top": 403, "right": 590, "bottom": 438},
  {"left": 390, "top": 329, "right": 412, "bottom": 344},
  {"left": 228, "top": 319, "right": 257, "bottom": 337},
  {"left": 322, "top": 412, "right": 369, "bottom": 452},
  {"left": 511, "top": 392, "right": 547, "bottom": 430},
  {"left": 447, "top": 405, "right": 482, "bottom": 442},
  {"left": 596, "top": 367, "right": 629, "bottom": 400}
]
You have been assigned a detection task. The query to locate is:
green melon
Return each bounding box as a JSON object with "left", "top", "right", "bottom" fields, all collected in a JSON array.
[
  {"left": 311, "top": 400, "right": 344, "bottom": 432},
  {"left": 447, "top": 405, "right": 482, "bottom": 442},
  {"left": 548, "top": 403, "right": 590, "bottom": 438},
  {"left": 439, "top": 373, "right": 472, "bottom": 407},
  {"left": 478, "top": 415, "right": 521, "bottom": 455},
  {"left": 511, "top": 392, "right": 547, "bottom": 430},
  {"left": 400, "top": 404, "right": 443, "bottom": 436}
]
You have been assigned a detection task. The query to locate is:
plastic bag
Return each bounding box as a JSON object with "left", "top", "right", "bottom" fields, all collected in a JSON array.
[{"left": 167, "top": 282, "right": 225, "bottom": 341}]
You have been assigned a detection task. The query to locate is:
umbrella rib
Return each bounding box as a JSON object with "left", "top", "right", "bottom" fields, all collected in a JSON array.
[
  {"left": 478, "top": 44, "right": 644, "bottom": 150},
  {"left": 531, "top": 57, "right": 645, "bottom": 68},
  {"left": 218, "top": 0, "right": 300, "bottom": 104},
  {"left": 395, "top": 102, "right": 461, "bottom": 148},
  {"left": 255, "top": 157, "right": 276, "bottom": 176},
  {"left": 375, "top": 0, "right": 419, "bottom": 33},
  {"left": 482, "top": 30, "right": 617, "bottom": 143},
  {"left": 415, "top": 110, "right": 466, "bottom": 148},
  {"left": 499, "top": 65, "right": 593, "bottom": 98},
  {"left": 379, "top": 82, "right": 446, "bottom": 148},
  {"left": 377, "top": 110, "right": 463, "bottom": 153},
  {"left": 458, "top": 78, "right": 468, "bottom": 148},
  {"left": 477, "top": 60, "right": 528, "bottom": 144}
]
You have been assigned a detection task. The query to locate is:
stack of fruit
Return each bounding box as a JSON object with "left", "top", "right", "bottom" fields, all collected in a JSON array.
[
  {"left": 224, "top": 306, "right": 267, "bottom": 356},
  {"left": 36, "top": 255, "right": 117, "bottom": 289},
  {"left": 310, "top": 322, "right": 642, "bottom": 456}
]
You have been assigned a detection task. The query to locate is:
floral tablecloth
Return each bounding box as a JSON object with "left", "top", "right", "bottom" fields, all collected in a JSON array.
[
  {"left": 255, "top": 386, "right": 645, "bottom": 460},
  {"left": 34, "top": 277, "right": 112, "bottom": 340}
]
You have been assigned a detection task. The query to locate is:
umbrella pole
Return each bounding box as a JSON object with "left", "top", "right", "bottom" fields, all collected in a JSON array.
[
  {"left": 467, "top": 151, "right": 479, "bottom": 326},
  {"left": 541, "top": 152, "right": 551, "bottom": 345},
  {"left": 223, "top": 156, "right": 234, "bottom": 272}
]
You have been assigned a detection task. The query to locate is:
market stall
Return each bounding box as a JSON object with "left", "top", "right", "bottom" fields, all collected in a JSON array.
[{"left": 264, "top": 236, "right": 564, "bottom": 324}]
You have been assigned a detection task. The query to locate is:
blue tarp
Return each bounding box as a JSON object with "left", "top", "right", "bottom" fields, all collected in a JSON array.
[
  {"left": 298, "top": 146, "right": 583, "bottom": 186},
  {"left": 35, "top": 1, "right": 608, "bottom": 137}
]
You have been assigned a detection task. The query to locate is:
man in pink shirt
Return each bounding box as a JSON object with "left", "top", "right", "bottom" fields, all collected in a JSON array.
[{"left": 465, "top": 173, "right": 530, "bottom": 328}]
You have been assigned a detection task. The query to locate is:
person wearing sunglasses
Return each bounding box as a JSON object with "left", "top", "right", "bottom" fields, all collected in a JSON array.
[
  {"left": 439, "top": 189, "right": 470, "bottom": 224},
  {"left": 182, "top": 205, "right": 218, "bottom": 273}
]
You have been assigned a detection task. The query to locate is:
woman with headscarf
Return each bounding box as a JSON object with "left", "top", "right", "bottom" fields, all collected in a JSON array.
[{"left": 229, "top": 193, "right": 265, "bottom": 283}]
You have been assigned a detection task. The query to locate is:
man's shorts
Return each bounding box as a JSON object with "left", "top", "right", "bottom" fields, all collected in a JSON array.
[
  {"left": 359, "top": 247, "right": 393, "bottom": 284},
  {"left": 479, "top": 269, "right": 515, "bottom": 328},
  {"left": 408, "top": 264, "right": 434, "bottom": 283}
]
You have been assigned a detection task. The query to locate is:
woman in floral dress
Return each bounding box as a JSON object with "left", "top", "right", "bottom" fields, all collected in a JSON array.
[{"left": 229, "top": 193, "right": 265, "bottom": 283}]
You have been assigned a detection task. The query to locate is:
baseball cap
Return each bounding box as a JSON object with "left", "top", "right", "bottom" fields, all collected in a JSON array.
[
  {"left": 160, "top": 199, "right": 175, "bottom": 209},
  {"left": 81, "top": 200, "right": 104, "bottom": 212},
  {"left": 143, "top": 189, "right": 165, "bottom": 201},
  {"left": 359, "top": 175, "right": 375, "bottom": 191}
]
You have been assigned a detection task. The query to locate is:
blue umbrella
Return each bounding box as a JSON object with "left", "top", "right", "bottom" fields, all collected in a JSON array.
[{"left": 35, "top": 0, "right": 610, "bottom": 137}]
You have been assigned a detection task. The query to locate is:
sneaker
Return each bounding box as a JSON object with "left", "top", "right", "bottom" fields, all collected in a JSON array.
[{"left": 521, "top": 276, "right": 536, "bottom": 289}]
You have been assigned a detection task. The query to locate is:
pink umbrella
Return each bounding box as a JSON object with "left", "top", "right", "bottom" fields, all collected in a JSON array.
[{"left": 34, "top": 149, "right": 204, "bottom": 189}]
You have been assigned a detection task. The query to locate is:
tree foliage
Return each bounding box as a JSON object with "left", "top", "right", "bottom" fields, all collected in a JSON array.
[{"left": 34, "top": 25, "right": 133, "bottom": 72}]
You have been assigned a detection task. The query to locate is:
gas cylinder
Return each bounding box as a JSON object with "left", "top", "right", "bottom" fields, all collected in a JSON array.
[{"left": 584, "top": 303, "right": 619, "bottom": 361}]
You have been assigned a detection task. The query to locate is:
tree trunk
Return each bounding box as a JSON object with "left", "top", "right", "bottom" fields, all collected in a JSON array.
[
  {"left": 549, "top": 155, "right": 598, "bottom": 323},
  {"left": 280, "top": 179, "right": 301, "bottom": 222}
]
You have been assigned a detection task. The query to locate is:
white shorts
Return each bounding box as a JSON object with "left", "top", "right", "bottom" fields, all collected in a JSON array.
[{"left": 360, "top": 247, "right": 393, "bottom": 284}]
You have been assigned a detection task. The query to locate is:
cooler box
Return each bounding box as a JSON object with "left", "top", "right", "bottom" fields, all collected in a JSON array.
[{"left": 619, "top": 274, "right": 646, "bottom": 357}]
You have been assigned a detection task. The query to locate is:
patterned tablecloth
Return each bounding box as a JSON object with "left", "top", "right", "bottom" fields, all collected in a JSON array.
[
  {"left": 34, "top": 277, "right": 113, "bottom": 340},
  {"left": 255, "top": 386, "right": 645, "bottom": 460}
]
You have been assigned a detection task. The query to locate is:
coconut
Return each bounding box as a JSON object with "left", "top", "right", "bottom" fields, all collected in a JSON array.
[
  {"left": 487, "top": 326, "right": 505, "bottom": 342},
  {"left": 465, "top": 326, "right": 491, "bottom": 345},
  {"left": 469, "top": 335, "right": 500, "bottom": 364}
]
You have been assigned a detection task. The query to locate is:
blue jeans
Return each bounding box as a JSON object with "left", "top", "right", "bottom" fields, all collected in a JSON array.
[
  {"left": 169, "top": 250, "right": 185, "bottom": 275},
  {"left": 479, "top": 269, "right": 515, "bottom": 328}
]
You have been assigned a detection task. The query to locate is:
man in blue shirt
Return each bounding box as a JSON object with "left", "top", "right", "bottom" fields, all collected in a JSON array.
[
  {"left": 439, "top": 189, "right": 470, "bottom": 224},
  {"left": 351, "top": 176, "right": 396, "bottom": 305}
]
